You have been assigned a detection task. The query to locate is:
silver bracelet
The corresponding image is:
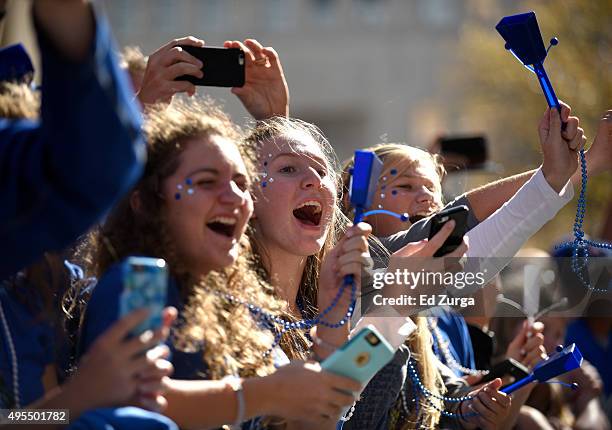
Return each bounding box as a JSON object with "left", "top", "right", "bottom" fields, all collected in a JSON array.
[{"left": 224, "top": 376, "right": 245, "bottom": 428}]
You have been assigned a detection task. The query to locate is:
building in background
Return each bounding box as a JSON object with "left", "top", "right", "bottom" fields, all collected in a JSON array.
[{"left": 105, "top": 0, "right": 465, "bottom": 161}]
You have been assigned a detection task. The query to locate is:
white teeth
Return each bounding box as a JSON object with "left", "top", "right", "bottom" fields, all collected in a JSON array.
[
  {"left": 296, "top": 200, "right": 322, "bottom": 213},
  {"left": 208, "top": 216, "right": 237, "bottom": 226}
]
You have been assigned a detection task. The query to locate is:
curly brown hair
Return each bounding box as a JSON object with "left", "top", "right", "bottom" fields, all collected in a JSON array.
[{"left": 77, "top": 97, "right": 292, "bottom": 378}]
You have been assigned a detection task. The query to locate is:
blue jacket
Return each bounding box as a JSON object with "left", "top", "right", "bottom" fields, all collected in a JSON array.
[{"left": 0, "top": 8, "right": 144, "bottom": 280}]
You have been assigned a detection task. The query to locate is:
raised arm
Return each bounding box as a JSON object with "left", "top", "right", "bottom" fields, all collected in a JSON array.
[
  {"left": 463, "top": 101, "right": 586, "bottom": 222},
  {"left": 0, "top": 0, "right": 144, "bottom": 279}
]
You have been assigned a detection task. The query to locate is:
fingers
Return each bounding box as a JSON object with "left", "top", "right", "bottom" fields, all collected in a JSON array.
[
  {"left": 444, "top": 237, "right": 468, "bottom": 259},
  {"left": 523, "top": 345, "right": 547, "bottom": 368},
  {"left": 424, "top": 220, "right": 455, "bottom": 255},
  {"left": 323, "top": 372, "right": 362, "bottom": 394},
  {"left": 538, "top": 108, "right": 551, "bottom": 143},
  {"left": 122, "top": 329, "right": 167, "bottom": 358},
  {"left": 262, "top": 46, "right": 282, "bottom": 71},
  {"left": 99, "top": 308, "right": 150, "bottom": 345},
  {"left": 129, "top": 344, "right": 170, "bottom": 374},
  {"left": 549, "top": 108, "right": 562, "bottom": 136},
  {"left": 162, "top": 307, "right": 177, "bottom": 330},
  {"left": 227, "top": 40, "right": 254, "bottom": 63},
  {"left": 245, "top": 38, "right": 266, "bottom": 62},
  {"left": 162, "top": 36, "right": 205, "bottom": 52},
  {"left": 166, "top": 61, "right": 203, "bottom": 80},
  {"left": 337, "top": 251, "right": 371, "bottom": 277},
  {"left": 169, "top": 80, "right": 197, "bottom": 97},
  {"left": 559, "top": 100, "right": 571, "bottom": 122},
  {"left": 393, "top": 239, "right": 428, "bottom": 258},
  {"left": 561, "top": 116, "right": 579, "bottom": 142},
  {"left": 341, "top": 232, "right": 369, "bottom": 254},
  {"left": 162, "top": 46, "right": 203, "bottom": 68}
]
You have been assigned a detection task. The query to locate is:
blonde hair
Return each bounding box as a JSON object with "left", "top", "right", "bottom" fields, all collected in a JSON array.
[
  {"left": 340, "top": 143, "right": 447, "bottom": 428},
  {"left": 119, "top": 45, "right": 147, "bottom": 74},
  {"left": 0, "top": 82, "right": 39, "bottom": 119},
  {"left": 341, "top": 142, "right": 445, "bottom": 214}
]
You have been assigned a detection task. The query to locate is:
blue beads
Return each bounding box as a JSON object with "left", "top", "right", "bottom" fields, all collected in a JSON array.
[
  {"left": 390, "top": 168, "right": 397, "bottom": 175},
  {"left": 261, "top": 181, "right": 267, "bottom": 188},
  {"left": 391, "top": 190, "right": 398, "bottom": 196},
  {"left": 185, "top": 178, "right": 193, "bottom": 186},
  {"left": 210, "top": 277, "right": 358, "bottom": 357},
  {"left": 561, "top": 149, "right": 611, "bottom": 293},
  {"left": 174, "top": 193, "right": 181, "bottom": 200},
  {"left": 405, "top": 358, "right": 478, "bottom": 419}
]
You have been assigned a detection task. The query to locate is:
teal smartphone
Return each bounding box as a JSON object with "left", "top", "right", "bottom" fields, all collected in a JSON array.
[
  {"left": 119, "top": 257, "right": 168, "bottom": 336},
  {"left": 321, "top": 325, "right": 394, "bottom": 385}
]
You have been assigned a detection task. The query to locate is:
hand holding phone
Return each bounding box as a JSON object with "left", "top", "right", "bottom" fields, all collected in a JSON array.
[
  {"left": 137, "top": 36, "right": 205, "bottom": 105},
  {"left": 428, "top": 205, "right": 469, "bottom": 257}
]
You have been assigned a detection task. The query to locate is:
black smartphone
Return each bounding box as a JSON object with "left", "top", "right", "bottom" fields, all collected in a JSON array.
[
  {"left": 435, "top": 135, "right": 488, "bottom": 170},
  {"left": 479, "top": 358, "right": 530, "bottom": 384},
  {"left": 175, "top": 46, "right": 245, "bottom": 88},
  {"left": 428, "top": 205, "right": 469, "bottom": 257}
]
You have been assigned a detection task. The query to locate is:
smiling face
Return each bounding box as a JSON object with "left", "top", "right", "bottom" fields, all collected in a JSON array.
[
  {"left": 161, "top": 135, "right": 253, "bottom": 276},
  {"left": 252, "top": 134, "right": 337, "bottom": 258},
  {"left": 368, "top": 151, "right": 443, "bottom": 237}
]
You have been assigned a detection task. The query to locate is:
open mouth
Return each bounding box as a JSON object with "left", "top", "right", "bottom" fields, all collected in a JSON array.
[
  {"left": 206, "top": 216, "right": 237, "bottom": 238},
  {"left": 293, "top": 200, "right": 322, "bottom": 227}
]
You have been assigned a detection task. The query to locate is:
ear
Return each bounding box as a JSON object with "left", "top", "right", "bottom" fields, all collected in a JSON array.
[{"left": 130, "top": 190, "right": 143, "bottom": 213}]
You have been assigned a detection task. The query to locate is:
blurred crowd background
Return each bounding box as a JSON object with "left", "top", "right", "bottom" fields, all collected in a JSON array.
[{"left": 2, "top": 0, "right": 610, "bottom": 248}]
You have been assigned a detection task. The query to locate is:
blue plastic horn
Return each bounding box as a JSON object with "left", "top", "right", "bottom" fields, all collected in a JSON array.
[
  {"left": 496, "top": 11, "right": 561, "bottom": 112},
  {"left": 501, "top": 343, "right": 583, "bottom": 394},
  {"left": 349, "top": 151, "right": 384, "bottom": 224}
]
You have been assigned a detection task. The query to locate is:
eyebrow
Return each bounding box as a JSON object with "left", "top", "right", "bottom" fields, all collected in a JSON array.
[
  {"left": 396, "top": 174, "right": 437, "bottom": 185},
  {"left": 272, "top": 152, "right": 327, "bottom": 168},
  {"left": 186, "top": 167, "right": 219, "bottom": 177}
]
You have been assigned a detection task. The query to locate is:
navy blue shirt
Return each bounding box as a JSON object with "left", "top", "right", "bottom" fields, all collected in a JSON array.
[
  {"left": 0, "top": 7, "right": 144, "bottom": 280},
  {"left": 431, "top": 308, "right": 476, "bottom": 377},
  {"left": 0, "top": 284, "right": 55, "bottom": 407},
  {"left": 565, "top": 319, "right": 612, "bottom": 397}
]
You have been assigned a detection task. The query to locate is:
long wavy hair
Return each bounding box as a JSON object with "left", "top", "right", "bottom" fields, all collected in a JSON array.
[
  {"left": 340, "top": 143, "right": 447, "bottom": 428},
  {"left": 244, "top": 118, "right": 349, "bottom": 323},
  {"left": 76, "top": 98, "right": 291, "bottom": 378}
]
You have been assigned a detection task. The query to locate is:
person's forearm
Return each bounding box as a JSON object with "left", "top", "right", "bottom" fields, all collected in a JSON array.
[
  {"left": 314, "top": 323, "right": 349, "bottom": 359},
  {"left": 464, "top": 170, "right": 537, "bottom": 222},
  {"left": 164, "top": 377, "right": 273, "bottom": 429},
  {"left": 32, "top": 0, "right": 94, "bottom": 62}
]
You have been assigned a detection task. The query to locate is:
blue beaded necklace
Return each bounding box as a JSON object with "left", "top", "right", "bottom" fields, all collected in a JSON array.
[
  {"left": 558, "top": 150, "right": 612, "bottom": 293},
  {"left": 405, "top": 357, "right": 478, "bottom": 420},
  {"left": 209, "top": 277, "right": 357, "bottom": 356}
]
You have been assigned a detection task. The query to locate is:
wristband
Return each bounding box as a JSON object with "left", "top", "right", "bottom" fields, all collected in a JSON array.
[{"left": 224, "top": 376, "right": 245, "bottom": 428}]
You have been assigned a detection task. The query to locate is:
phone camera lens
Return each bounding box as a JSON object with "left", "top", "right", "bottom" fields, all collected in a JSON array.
[{"left": 366, "top": 333, "right": 380, "bottom": 346}]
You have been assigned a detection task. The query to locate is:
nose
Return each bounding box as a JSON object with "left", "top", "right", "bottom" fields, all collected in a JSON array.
[
  {"left": 219, "top": 181, "right": 248, "bottom": 206},
  {"left": 415, "top": 185, "right": 434, "bottom": 204},
  {"left": 301, "top": 167, "right": 323, "bottom": 189}
]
